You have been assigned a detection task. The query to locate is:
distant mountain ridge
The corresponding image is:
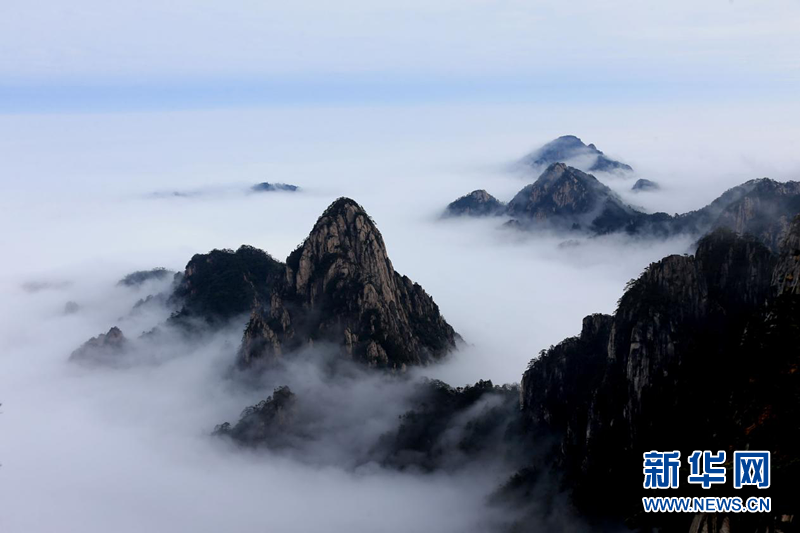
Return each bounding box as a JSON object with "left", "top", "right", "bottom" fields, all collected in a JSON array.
[{"left": 447, "top": 162, "right": 800, "bottom": 250}]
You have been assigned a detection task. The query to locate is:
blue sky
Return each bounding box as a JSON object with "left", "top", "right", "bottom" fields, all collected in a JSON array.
[{"left": 1, "top": 0, "right": 799, "bottom": 112}]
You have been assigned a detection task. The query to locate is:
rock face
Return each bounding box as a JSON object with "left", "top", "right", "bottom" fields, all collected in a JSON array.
[
  {"left": 520, "top": 135, "right": 633, "bottom": 173},
  {"left": 773, "top": 215, "right": 800, "bottom": 296},
  {"left": 69, "top": 326, "right": 128, "bottom": 364},
  {"left": 517, "top": 226, "right": 800, "bottom": 528},
  {"left": 702, "top": 178, "right": 800, "bottom": 252},
  {"left": 631, "top": 178, "right": 659, "bottom": 192},
  {"left": 239, "top": 198, "right": 459, "bottom": 368},
  {"left": 506, "top": 163, "right": 638, "bottom": 232},
  {"left": 444, "top": 190, "right": 505, "bottom": 217}
]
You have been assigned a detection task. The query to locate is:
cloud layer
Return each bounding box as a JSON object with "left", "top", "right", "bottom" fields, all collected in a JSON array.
[{"left": 0, "top": 102, "right": 799, "bottom": 531}]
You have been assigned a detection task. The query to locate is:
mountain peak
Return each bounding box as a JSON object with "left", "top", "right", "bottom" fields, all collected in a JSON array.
[
  {"left": 506, "top": 164, "right": 635, "bottom": 231},
  {"left": 536, "top": 162, "right": 571, "bottom": 183},
  {"left": 240, "top": 198, "right": 460, "bottom": 369},
  {"left": 287, "top": 197, "right": 392, "bottom": 303},
  {"left": 319, "top": 196, "right": 368, "bottom": 218},
  {"left": 69, "top": 326, "right": 128, "bottom": 364},
  {"left": 521, "top": 136, "right": 633, "bottom": 173},
  {"left": 444, "top": 189, "right": 505, "bottom": 217}
]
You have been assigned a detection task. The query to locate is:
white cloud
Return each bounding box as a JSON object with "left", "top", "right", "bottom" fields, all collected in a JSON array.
[{"left": 0, "top": 100, "right": 799, "bottom": 531}]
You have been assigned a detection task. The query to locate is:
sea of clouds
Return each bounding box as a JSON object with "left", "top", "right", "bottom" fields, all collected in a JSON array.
[{"left": 1, "top": 102, "right": 798, "bottom": 532}]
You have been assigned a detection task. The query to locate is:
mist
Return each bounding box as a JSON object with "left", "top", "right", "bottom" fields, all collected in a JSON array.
[{"left": 1, "top": 102, "right": 799, "bottom": 532}]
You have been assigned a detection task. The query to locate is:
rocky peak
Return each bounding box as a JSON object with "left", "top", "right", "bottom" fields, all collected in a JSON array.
[
  {"left": 631, "top": 178, "right": 659, "bottom": 192},
  {"left": 531, "top": 162, "right": 570, "bottom": 188},
  {"left": 520, "top": 135, "right": 633, "bottom": 173},
  {"left": 506, "top": 163, "right": 635, "bottom": 231},
  {"left": 69, "top": 326, "right": 128, "bottom": 364},
  {"left": 240, "top": 197, "right": 460, "bottom": 369},
  {"left": 286, "top": 197, "right": 398, "bottom": 305},
  {"left": 708, "top": 178, "right": 800, "bottom": 251},
  {"left": 443, "top": 189, "right": 505, "bottom": 217}
]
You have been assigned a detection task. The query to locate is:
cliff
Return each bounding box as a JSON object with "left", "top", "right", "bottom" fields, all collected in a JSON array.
[{"left": 517, "top": 224, "right": 799, "bottom": 529}]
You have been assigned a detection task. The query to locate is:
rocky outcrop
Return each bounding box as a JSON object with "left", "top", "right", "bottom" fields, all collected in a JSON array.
[
  {"left": 69, "top": 326, "right": 128, "bottom": 364},
  {"left": 631, "top": 178, "right": 659, "bottom": 192},
  {"left": 117, "top": 267, "right": 175, "bottom": 287},
  {"left": 239, "top": 198, "right": 459, "bottom": 369},
  {"left": 520, "top": 135, "right": 633, "bottom": 173},
  {"left": 517, "top": 227, "right": 798, "bottom": 527},
  {"left": 444, "top": 190, "right": 505, "bottom": 217}
]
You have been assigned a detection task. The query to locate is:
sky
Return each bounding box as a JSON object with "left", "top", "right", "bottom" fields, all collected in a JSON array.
[
  {"left": 1, "top": 2, "right": 800, "bottom": 532},
  {"left": 1, "top": 0, "right": 800, "bottom": 111}
]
